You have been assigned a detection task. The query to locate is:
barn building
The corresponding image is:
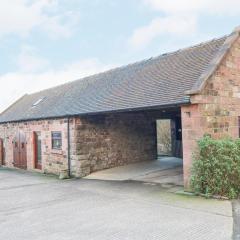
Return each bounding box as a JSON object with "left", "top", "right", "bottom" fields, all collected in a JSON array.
[{"left": 1, "top": 26, "right": 240, "bottom": 188}]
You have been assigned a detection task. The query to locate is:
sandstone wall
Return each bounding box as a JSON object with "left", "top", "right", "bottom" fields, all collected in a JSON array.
[
  {"left": 181, "top": 35, "right": 240, "bottom": 187},
  {"left": 71, "top": 112, "right": 157, "bottom": 177},
  {"left": 0, "top": 111, "right": 180, "bottom": 178},
  {"left": 0, "top": 118, "right": 74, "bottom": 175}
]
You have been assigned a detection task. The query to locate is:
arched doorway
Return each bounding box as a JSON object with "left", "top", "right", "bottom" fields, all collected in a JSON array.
[{"left": 13, "top": 131, "right": 27, "bottom": 169}]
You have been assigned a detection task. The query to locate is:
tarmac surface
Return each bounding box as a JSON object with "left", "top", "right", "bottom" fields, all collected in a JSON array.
[{"left": 0, "top": 167, "right": 233, "bottom": 240}]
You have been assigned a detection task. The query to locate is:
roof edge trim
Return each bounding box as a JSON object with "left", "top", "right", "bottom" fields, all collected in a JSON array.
[
  {"left": 0, "top": 94, "right": 28, "bottom": 116},
  {"left": 185, "top": 26, "right": 240, "bottom": 95},
  {"left": 0, "top": 100, "right": 190, "bottom": 124}
]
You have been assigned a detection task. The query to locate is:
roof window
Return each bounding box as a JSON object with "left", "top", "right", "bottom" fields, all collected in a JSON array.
[{"left": 32, "top": 97, "right": 45, "bottom": 107}]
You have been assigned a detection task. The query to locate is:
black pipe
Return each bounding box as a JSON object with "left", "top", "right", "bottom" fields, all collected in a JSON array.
[{"left": 67, "top": 117, "right": 71, "bottom": 177}]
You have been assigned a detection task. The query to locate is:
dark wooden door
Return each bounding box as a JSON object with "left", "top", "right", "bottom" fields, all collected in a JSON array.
[
  {"left": 13, "top": 131, "right": 27, "bottom": 169},
  {"left": 33, "top": 132, "right": 42, "bottom": 170},
  {"left": 0, "top": 138, "right": 4, "bottom": 165}
]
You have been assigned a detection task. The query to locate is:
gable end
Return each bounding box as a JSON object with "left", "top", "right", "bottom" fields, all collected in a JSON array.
[{"left": 185, "top": 26, "right": 240, "bottom": 95}]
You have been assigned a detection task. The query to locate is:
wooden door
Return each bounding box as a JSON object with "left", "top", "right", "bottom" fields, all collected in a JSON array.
[
  {"left": 13, "top": 131, "right": 27, "bottom": 169},
  {"left": 0, "top": 138, "right": 4, "bottom": 165},
  {"left": 33, "top": 132, "right": 42, "bottom": 170}
]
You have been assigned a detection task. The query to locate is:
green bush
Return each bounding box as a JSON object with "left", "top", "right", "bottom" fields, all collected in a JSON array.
[{"left": 191, "top": 135, "right": 240, "bottom": 199}]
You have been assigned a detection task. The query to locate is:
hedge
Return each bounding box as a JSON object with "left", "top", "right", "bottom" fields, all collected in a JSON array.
[{"left": 191, "top": 135, "right": 240, "bottom": 199}]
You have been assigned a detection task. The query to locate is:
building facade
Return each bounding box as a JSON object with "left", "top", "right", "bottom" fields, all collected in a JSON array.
[{"left": 1, "top": 27, "right": 240, "bottom": 188}]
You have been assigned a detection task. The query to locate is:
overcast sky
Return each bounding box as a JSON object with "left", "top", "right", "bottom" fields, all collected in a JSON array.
[{"left": 0, "top": 0, "right": 240, "bottom": 112}]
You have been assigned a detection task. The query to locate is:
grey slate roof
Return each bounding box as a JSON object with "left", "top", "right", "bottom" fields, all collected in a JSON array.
[{"left": 0, "top": 34, "right": 229, "bottom": 123}]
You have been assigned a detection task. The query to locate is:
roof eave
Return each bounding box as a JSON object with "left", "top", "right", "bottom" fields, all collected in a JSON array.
[
  {"left": 0, "top": 100, "right": 190, "bottom": 124},
  {"left": 185, "top": 26, "right": 240, "bottom": 96}
]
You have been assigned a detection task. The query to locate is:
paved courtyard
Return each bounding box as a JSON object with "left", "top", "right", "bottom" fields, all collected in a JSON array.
[
  {"left": 0, "top": 167, "right": 233, "bottom": 240},
  {"left": 85, "top": 157, "right": 184, "bottom": 186}
]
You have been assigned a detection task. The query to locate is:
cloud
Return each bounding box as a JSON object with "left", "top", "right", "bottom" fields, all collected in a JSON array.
[
  {"left": 144, "top": 0, "right": 240, "bottom": 15},
  {"left": 129, "top": 0, "right": 240, "bottom": 50},
  {"left": 0, "top": 0, "right": 79, "bottom": 38},
  {"left": 129, "top": 15, "right": 197, "bottom": 49},
  {"left": 41, "top": 11, "right": 80, "bottom": 39},
  {"left": 143, "top": 0, "right": 205, "bottom": 14},
  {"left": 16, "top": 45, "right": 49, "bottom": 72},
  {"left": 0, "top": 58, "right": 117, "bottom": 112}
]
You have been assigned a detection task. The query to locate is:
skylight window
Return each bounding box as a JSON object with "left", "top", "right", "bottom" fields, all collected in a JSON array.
[{"left": 32, "top": 97, "right": 45, "bottom": 107}]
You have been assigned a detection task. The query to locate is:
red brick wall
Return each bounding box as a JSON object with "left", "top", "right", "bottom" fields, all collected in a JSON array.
[
  {"left": 0, "top": 112, "right": 158, "bottom": 178},
  {"left": 0, "top": 118, "right": 73, "bottom": 175},
  {"left": 181, "top": 35, "right": 240, "bottom": 188}
]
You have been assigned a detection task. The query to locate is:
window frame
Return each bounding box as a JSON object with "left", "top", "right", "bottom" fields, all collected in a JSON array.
[{"left": 51, "top": 131, "right": 62, "bottom": 150}]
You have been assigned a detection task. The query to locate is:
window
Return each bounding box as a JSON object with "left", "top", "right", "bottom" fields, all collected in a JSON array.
[
  {"left": 52, "top": 132, "right": 62, "bottom": 150},
  {"left": 32, "top": 97, "right": 45, "bottom": 107}
]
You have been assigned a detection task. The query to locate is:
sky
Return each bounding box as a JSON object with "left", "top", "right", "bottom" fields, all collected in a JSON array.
[{"left": 0, "top": 0, "right": 240, "bottom": 112}]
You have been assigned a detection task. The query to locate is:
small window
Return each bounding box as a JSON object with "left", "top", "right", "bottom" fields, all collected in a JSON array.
[
  {"left": 32, "top": 97, "right": 45, "bottom": 107},
  {"left": 52, "top": 132, "right": 62, "bottom": 150}
]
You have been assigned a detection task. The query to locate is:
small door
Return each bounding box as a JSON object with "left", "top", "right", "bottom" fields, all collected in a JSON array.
[
  {"left": 34, "top": 132, "right": 42, "bottom": 170},
  {"left": 13, "top": 131, "right": 27, "bottom": 169},
  {"left": 0, "top": 138, "right": 4, "bottom": 165}
]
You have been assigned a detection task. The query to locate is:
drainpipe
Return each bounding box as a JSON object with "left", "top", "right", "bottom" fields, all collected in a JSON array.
[{"left": 67, "top": 117, "right": 71, "bottom": 177}]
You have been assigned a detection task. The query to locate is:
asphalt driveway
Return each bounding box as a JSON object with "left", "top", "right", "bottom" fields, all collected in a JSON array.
[{"left": 0, "top": 168, "right": 233, "bottom": 240}]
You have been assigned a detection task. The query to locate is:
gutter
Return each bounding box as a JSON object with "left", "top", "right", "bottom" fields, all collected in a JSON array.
[{"left": 0, "top": 100, "right": 190, "bottom": 124}]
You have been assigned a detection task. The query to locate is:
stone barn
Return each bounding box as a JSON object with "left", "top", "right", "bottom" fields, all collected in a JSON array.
[{"left": 1, "top": 26, "right": 240, "bottom": 188}]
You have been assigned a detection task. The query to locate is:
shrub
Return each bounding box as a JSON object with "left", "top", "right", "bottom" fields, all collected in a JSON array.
[{"left": 191, "top": 135, "right": 240, "bottom": 199}]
